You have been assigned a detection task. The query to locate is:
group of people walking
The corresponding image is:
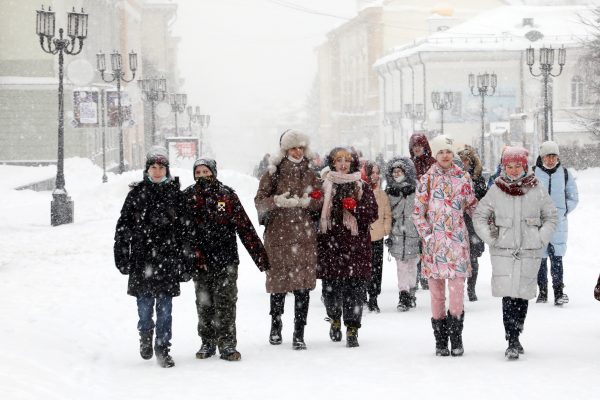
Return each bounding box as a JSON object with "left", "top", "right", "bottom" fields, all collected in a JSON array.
[{"left": 113, "top": 129, "right": 578, "bottom": 368}]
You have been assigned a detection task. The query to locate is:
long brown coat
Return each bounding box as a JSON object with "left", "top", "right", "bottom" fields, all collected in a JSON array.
[{"left": 255, "top": 157, "right": 323, "bottom": 293}]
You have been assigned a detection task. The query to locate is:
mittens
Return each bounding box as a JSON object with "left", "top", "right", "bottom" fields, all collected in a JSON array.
[
  {"left": 274, "top": 192, "right": 299, "bottom": 208},
  {"left": 341, "top": 197, "right": 357, "bottom": 211},
  {"left": 298, "top": 193, "right": 311, "bottom": 208}
]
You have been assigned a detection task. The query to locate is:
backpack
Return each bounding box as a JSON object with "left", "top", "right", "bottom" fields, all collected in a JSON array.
[{"left": 533, "top": 165, "right": 569, "bottom": 212}]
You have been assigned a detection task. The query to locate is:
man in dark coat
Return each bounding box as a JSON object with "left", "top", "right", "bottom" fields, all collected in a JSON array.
[
  {"left": 409, "top": 133, "right": 436, "bottom": 290},
  {"left": 184, "top": 158, "right": 269, "bottom": 362},
  {"left": 114, "top": 146, "right": 193, "bottom": 368}
]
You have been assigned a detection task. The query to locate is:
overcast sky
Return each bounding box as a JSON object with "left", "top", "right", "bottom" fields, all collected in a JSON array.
[{"left": 173, "top": 0, "right": 358, "bottom": 169}]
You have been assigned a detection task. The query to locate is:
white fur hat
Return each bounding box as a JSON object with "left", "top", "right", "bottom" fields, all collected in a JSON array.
[
  {"left": 267, "top": 129, "right": 312, "bottom": 174},
  {"left": 539, "top": 141, "right": 559, "bottom": 157},
  {"left": 429, "top": 134, "right": 454, "bottom": 156}
]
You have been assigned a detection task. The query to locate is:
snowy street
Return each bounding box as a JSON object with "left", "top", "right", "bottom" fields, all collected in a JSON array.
[{"left": 1, "top": 159, "right": 599, "bottom": 400}]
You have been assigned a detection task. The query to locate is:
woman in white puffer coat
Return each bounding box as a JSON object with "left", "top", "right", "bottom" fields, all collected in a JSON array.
[{"left": 473, "top": 146, "right": 557, "bottom": 360}]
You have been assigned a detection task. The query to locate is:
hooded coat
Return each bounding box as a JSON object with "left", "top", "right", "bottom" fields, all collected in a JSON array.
[
  {"left": 413, "top": 163, "right": 478, "bottom": 279},
  {"left": 385, "top": 157, "right": 420, "bottom": 261},
  {"left": 255, "top": 156, "right": 322, "bottom": 293},
  {"left": 473, "top": 172, "right": 558, "bottom": 299},
  {"left": 533, "top": 157, "right": 579, "bottom": 257},
  {"left": 409, "top": 133, "right": 436, "bottom": 180},
  {"left": 114, "top": 178, "right": 192, "bottom": 297}
]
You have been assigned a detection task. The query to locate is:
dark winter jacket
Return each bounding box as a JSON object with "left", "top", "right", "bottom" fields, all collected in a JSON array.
[
  {"left": 317, "top": 177, "right": 378, "bottom": 279},
  {"left": 114, "top": 178, "right": 192, "bottom": 297},
  {"left": 409, "top": 133, "right": 436, "bottom": 180},
  {"left": 184, "top": 177, "right": 269, "bottom": 273}
]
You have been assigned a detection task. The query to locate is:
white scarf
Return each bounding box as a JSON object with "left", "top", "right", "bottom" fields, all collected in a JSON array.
[{"left": 320, "top": 171, "right": 363, "bottom": 236}]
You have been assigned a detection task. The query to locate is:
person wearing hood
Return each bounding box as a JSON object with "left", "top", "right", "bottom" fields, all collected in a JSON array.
[
  {"left": 409, "top": 133, "right": 436, "bottom": 291},
  {"left": 254, "top": 130, "right": 323, "bottom": 350},
  {"left": 474, "top": 146, "right": 557, "bottom": 359},
  {"left": 533, "top": 141, "right": 579, "bottom": 305},
  {"left": 384, "top": 157, "right": 420, "bottom": 312},
  {"left": 113, "top": 146, "right": 193, "bottom": 368},
  {"left": 184, "top": 158, "right": 270, "bottom": 362},
  {"left": 457, "top": 145, "right": 488, "bottom": 302},
  {"left": 363, "top": 161, "right": 392, "bottom": 313},
  {"left": 413, "top": 135, "right": 478, "bottom": 357},
  {"left": 317, "top": 147, "right": 378, "bottom": 348}
]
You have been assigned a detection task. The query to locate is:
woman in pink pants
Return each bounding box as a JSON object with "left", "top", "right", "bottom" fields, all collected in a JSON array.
[{"left": 413, "top": 135, "right": 478, "bottom": 357}]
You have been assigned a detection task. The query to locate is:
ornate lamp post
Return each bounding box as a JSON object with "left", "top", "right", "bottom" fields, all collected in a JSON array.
[
  {"left": 138, "top": 77, "right": 167, "bottom": 145},
  {"left": 96, "top": 49, "right": 137, "bottom": 174},
  {"left": 431, "top": 91, "right": 453, "bottom": 135},
  {"left": 526, "top": 46, "right": 566, "bottom": 141},
  {"left": 100, "top": 89, "right": 108, "bottom": 183},
  {"left": 382, "top": 111, "right": 401, "bottom": 154},
  {"left": 469, "top": 72, "right": 497, "bottom": 165},
  {"left": 36, "top": 5, "right": 88, "bottom": 226},
  {"left": 404, "top": 103, "right": 424, "bottom": 132},
  {"left": 169, "top": 93, "right": 187, "bottom": 137}
]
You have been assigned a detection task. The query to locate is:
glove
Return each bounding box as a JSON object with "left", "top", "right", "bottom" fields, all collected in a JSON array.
[
  {"left": 257, "top": 255, "right": 270, "bottom": 272},
  {"left": 298, "top": 193, "right": 311, "bottom": 208},
  {"left": 310, "top": 190, "right": 323, "bottom": 200},
  {"left": 117, "top": 264, "right": 130, "bottom": 275},
  {"left": 274, "top": 192, "right": 299, "bottom": 208},
  {"left": 384, "top": 238, "right": 393, "bottom": 248},
  {"left": 341, "top": 197, "right": 357, "bottom": 211}
]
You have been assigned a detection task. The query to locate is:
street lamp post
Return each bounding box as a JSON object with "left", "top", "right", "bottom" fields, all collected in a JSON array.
[
  {"left": 138, "top": 77, "right": 167, "bottom": 145},
  {"left": 431, "top": 91, "right": 453, "bottom": 135},
  {"left": 382, "top": 111, "right": 401, "bottom": 155},
  {"left": 36, "top": 5, "right": 88, "bottom": 226},
  {"left": 96, "top": 50, "right": 137, "bottom": 174},
  {"left": 469, "top": 72, "right": 497, "bottom": 165},
  {"left": 404, "top": 103, "right": 424, "bottom": 133},
  {"left": 169, "top": 93, "right": 187, "bottom": 137},
  {"left": 100, "top": 89, "right": 107, "bottom": 183},
  {"left": 526, "top": 46, "right": 566, "bottom": 141}
]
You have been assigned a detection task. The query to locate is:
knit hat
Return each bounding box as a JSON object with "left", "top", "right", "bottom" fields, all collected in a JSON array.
[
  {"left": 145, "top": 146, "right": 169, "bottom": 171},
  {"left": 193, "top": 158, "right": 217, "bottom": 177},
  {"left": 429, "top": 134, "right": 454, "bottom": 156},
  {"left": 502, "top": 146, "right": 529, "bottom": 169},
  {"left": 539, "top": 141, "right": 559, "bottom": 157}
]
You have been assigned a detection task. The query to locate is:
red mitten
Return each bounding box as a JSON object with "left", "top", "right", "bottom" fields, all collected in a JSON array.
[
  {"left": 341, "top": 197, "right": 357, "bottom": 211},
  {"left": 310, "top": 190, "right": 323, "bottom": 200}
]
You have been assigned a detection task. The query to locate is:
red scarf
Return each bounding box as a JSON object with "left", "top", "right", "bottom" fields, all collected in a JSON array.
[{"left": 494, "top": 173, "right": 538, "bottom": 196}]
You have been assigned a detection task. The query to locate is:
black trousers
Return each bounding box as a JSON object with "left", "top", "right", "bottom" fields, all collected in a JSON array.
[
  {"left": 270, "top": 289, "right": 310, "bottom": 326},
  {"left": 537, "top": 244, "right": 564, "bottom": 290},
  {"left": 322, "top": 278, "right": 366, "bottom": 328},
  {"left": 367, "top": 239, "right": 384, "bottom": 298},
  {"left": 502, "top": 297, "right": 528, "bottom": 340}
]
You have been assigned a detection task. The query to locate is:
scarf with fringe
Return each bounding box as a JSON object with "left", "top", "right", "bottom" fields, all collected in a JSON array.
[{"left": 320, "top": 171, "right": 362, "bottom": 236}]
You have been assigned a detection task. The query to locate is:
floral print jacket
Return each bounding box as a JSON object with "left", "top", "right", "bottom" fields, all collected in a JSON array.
[{"left": 413, "top": 163, "right": 478, "bottom": 279}]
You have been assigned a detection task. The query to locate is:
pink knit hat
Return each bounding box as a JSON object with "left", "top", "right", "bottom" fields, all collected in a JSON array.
[{"left": 501, "top": 146, "right": 528, "bottom": 169}]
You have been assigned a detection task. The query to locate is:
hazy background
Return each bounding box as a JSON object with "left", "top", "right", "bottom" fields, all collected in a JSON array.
[{"left": 174, "top": 0, "right": 358, "bottom": 172}]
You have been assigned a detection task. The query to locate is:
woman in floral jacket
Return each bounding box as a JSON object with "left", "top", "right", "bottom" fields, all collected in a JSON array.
[{"left": 413, "top": 135, "right": 477, "bottom": 357}]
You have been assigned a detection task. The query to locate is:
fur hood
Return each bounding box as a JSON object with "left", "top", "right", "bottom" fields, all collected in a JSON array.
[
  {"left": 385, "top": 156, "right": 417, "bottom": 189},
  {"left": 457, "top": 145, "right": 483, "bottom": 178}
]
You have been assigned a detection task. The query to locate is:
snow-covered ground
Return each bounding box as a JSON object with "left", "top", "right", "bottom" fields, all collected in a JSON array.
[{"left": 1, "top": 159, "right": 598, "bottom": 400}]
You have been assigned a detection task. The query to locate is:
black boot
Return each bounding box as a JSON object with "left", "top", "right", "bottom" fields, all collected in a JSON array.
[
  {"left": 409, "top": 287, "right": 417, "bottom": 308},
  {"left": 220, "top": 346, "right": 242, "bottom": 361},
  {"left": 327, "top": 318, "right": 342, "bottom": 342},
  {"left": 368, "top": 296, "right": 380, "bottom": 313},
  {"left": 554, "top": 284, "right": 569, "bottom": 306},
  {"left": 397, "top": 291, "right": 410, "bottom": 312},
  {"left": 346, "top": 326, "right": 359, "bottom": 348},
  {"left": 269, "top": 315, "right": 283, "bottom": 345},
  {"left": 155, "top": 345, "right": 175, "bottom": 368},
  {"left": 195, "top": 341, "right": 217, "bottom": 359},
  {"left": 447, "top": 311, "right": 464, "bottom": 357},
  {"left": 431, "top": 318, "right": 450, "bottom": 356},
  {"left": 467, "top": 272, "right": 478, "bottom": 302},
  {"left": 292, "top": 321, "right": 307, "bottom": 350},
  {"left": 420, "top": 277, "right": 429, "bottom": 290},
  {"left": 536, "top": 284, "right": 548, "bottom": 303},
  {"left": 139, "top": 330, "right": 153, "bottom": 360}
]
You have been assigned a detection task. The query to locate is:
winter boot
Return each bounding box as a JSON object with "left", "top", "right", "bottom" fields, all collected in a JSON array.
[
  {"left": 447, "top": 311, "right": 465, "bottom": 357},
  {"left": 367, "top": 296, "right": 381, "bottom": 313},
  {"left": 326, "top": 318, "right": 342, "bottom": 342},
  {"left": 409, "top": 287, "right": 417, "bottom": 308},
  {"left": 155, "top": 346, "right": 175, "bottom": 368},
  {"left": 195, "top": 341, "right": 217, "bottom": 359},
  {"left": 219, "top": 347, "right": 242, "bottom": 361},
  {"left": 397, "top": 291, "right": 410, "bottom": 312},
  {"left": 431, "top": 318, "right": 450, "bottom": 357},
  {"left": 467, "top": 272, "right": 478, "bottom": 302},
  {"left": 554, "top": 284, "right": 569, "bottom": 306},
  {"left": 420, "top": 277, "right": 429, "bottom": 290},
  {"left": 139, "top": 330, "right": 153, "bottom": 360},
  {"left": 346, "top": 327, "right": 359, "bottom": 348},
  {"left": 292, "top": 321, "right": 307, "bottom": 350},
  {"left": 536, "top": 284, "right": 548, "bottom": 303},
  {"left": 505, "top": 334, "right": 520, "bottom": 360},
  {"left": 269, "top": 315, "right": 283, "bottom": 345}
]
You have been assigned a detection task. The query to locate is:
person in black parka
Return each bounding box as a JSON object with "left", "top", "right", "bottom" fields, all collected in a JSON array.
[
  {"left": 184, "top": 158, "right": 270, "bottom": 362},
  {"left": 114, "top": 146, "right": 193, "bottom": 368}
]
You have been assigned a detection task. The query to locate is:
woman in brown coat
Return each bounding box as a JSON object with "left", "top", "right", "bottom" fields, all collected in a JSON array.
[{"left": 254, "top": 130, "right": 323, "bottom": 350}]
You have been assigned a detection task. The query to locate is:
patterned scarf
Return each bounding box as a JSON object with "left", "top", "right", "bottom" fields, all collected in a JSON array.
[
  {"left": 320, "top": 171, "right": 362, "bottom": 236},
  {"left": 495, "top": 172, "right": 538, "bottom": 196}
]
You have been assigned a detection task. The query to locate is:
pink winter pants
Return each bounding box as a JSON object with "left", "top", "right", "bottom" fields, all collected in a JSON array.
[
  {"left": 429, "top": 277, "right": 465, "bottom": 320},
  {"left": 395, "top": 257, "right": 419, "bottom": 292}
]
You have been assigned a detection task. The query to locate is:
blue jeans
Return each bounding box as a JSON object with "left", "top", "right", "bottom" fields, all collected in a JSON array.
[
  {"left": 136, "top": 294, "right": 173, "bottom": 348},
  {"left": 537, "top": 244, "right": 563, "bottom": 290}
]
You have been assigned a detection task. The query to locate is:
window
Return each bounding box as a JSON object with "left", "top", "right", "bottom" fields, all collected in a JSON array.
[{"left": 571, "top": 75, "right": 585, "bottom": 107}]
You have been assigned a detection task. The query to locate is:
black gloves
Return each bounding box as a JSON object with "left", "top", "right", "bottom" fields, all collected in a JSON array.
[{"left": 385, "top": 237, "right": 393, "bottom": 248}]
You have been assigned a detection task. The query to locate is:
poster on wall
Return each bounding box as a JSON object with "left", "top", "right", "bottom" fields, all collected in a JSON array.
[
  {"left": 106, "top": 90, "right": 133, "bottom": 127},
  {"left": 166, "top": 137, "right": 198, "bottom": 170},
  {"left": 73, "top": 89, "right": 99, "bottom": 128}
]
